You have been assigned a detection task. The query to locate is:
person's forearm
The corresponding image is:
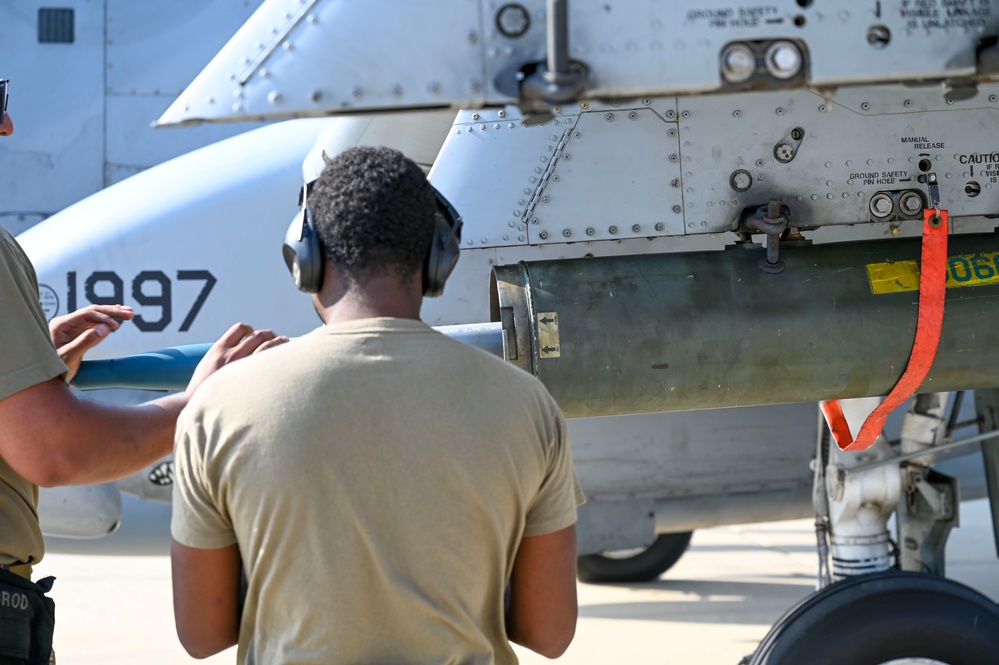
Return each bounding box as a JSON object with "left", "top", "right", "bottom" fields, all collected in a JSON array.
[
  {"left": 0, "top": 378, "right": 187, "bottom": 487},
  {"left": 1, "top": 323, "right": 282, "bottom": 489},
  {"left": 505, "top": 527, "right": 579, "bottom": 658},
  {"left": 172, "top": 541, "right": 242, "bottom": 658},
  {"left": 39, "top": 393, "right": 185, "bottom": 486}
]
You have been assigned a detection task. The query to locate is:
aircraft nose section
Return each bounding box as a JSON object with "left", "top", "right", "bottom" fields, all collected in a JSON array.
[{"left": 157, "top": 0, "right": 505, "bottom": 127}]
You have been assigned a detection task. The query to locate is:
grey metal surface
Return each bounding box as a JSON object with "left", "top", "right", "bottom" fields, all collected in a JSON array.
[
  {"left": 299, "top": 110, "right": 458, "bottom": 179},
  {"left": 435, "top": 321, "right": 505, "bottom": 357},
  {"left": 160, "top": 0, "right": 998, "bottom": 125},
  {"left": 676, "top": 84, "right": 999, "bottom": 234},
  {"left": 653, "top": 487, "right": 813, "bottom": 533},
  {"left": 492, "top": 233, "right": 999, "bottom": 417},
  {"left": 431, "top": 105, "right": 685, "bottom": 247},
  {"left": 431, "top": 84, "right": 999, "bottom": 244},
  {"left": 0, "top": 0, "right": 265, "bottom": 233},
  {"left": 568, "top": 404, "right": 816, "bottom": 500},
  {"left": 576, "top": 498, "right": 656, "bottom": 554},
  {"left": 157, "top": 0, "right": 484, "bottom": 125},
  {"left": 570, "top": 402, "right": 818, "bottom": 548},
  {"left": 897, "top": 469, "right": 959, "bottom": 575}
]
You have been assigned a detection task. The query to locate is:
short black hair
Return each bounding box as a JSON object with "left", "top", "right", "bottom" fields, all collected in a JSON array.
[{"left": 310, "top": 146, "right": 436, "bottom": 282}]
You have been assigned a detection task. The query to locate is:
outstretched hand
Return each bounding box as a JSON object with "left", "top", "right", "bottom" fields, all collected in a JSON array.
[
  {"left": 186, "top": 323, "right": 288, "bottom": 396},
  {"left": 49, "top": 304, "right": 133, "bottom": 382}
]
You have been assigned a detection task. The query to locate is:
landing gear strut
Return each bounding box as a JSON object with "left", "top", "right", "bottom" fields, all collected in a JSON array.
[{"left": 748, "top": 392, "right": 999, "bottom": 664}]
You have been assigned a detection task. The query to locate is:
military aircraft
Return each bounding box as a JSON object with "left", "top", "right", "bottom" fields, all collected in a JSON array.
[
  {"left": 0, "top": 0, "right": 265, "bottom": 235},
  {"left": 0, "top": 0, "right": 285, "bottom": 538},
  {"left": 17, "top": 0, "right": 999, "bottom": 661}
]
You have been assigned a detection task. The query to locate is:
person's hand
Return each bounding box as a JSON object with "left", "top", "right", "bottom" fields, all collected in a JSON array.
[
  {"left": 185, "top": 323, "right": 288, "bottom": 396},
  {"left": 49, "top": 304, "right": 133, "bottom": 382}
]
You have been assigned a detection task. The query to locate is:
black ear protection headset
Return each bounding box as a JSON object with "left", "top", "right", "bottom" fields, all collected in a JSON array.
[{"left": 282, "top": 179, "right": 463, "bottom": 296}]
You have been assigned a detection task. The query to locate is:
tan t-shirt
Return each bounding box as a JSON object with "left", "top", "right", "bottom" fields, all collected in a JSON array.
[
  {"left": 173, "top": 317, "right": 583, "bottom": 665},
  {"left": 0, "top": 226, "right": 68, "bottom": 568}
]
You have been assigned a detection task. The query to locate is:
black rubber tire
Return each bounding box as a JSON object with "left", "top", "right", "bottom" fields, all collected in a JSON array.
[
  {"left": 746, "top": 571, "right": 999, "bottom": 665},
  {"left": 576, "top": 531, "right": 693, "bottom": 583}
]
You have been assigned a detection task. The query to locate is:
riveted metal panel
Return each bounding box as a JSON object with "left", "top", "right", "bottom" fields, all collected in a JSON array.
[
  {"left": 106, "top": 0, "right": 263, "bottom": 96},
  {"left": 806, "top": 0, "right": 988, "bottom": 85},
  {"left": 158, "top": 0, "right": 486, "bottom": 126},
  {"left": 540, "top": 0, "right": 988, "bottom": 96},
  {"left": 430, "top": 103, "right": 683, "bottom": 248},
  {"left": 0, "top": 0, "right": 104, "bottom": 230},
  {"left": 530, "top": 106, "right": 684, "bottom": 242},
  {"left": 104, "top": 95, "right": 266, "bottom": 183},
  {"left": 0, "top": 1, "right": 271, "bottom": 233},
  {"left": 104, "top": 0, "right": 270, "bottom": 186},
  {"left": 429, "top": 107, "right": 580, "bottom": 248},
  {"left": 164, "top": 0, "right": 999, "bottom": 125},
  {"left": 434, "top": 84, "right": 999, "bottom": 246},
  {"left": 480, "top": 0, "right": 546, "bottom": 99},
  {"left": 677, "top": 82, "right": 999, "bottom": 233}
]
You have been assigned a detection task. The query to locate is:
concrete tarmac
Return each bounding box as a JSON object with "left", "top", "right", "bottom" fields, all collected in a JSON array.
[{"left": 38, "top": 497, "right": 998, "bottom": 664}]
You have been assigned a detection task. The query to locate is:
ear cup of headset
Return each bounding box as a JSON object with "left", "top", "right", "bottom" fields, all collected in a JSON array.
[
  {"left": 282, "top": 207, "right": 323, "bottom": 293},
  {"left": 423, "top": 188, "right": 463, "bottom": 298}
]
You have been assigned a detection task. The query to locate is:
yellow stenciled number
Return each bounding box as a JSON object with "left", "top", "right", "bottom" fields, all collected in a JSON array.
[{"left": 867, "top": 252, "right": 999, "bottom": 294}]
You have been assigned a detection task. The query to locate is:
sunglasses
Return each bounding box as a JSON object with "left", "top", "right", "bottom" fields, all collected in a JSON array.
[{"left": 0, "top": 80, "right": 8, "bottom": 118}]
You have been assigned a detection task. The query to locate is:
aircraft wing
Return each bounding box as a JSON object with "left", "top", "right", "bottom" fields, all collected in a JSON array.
[{"left": 157, "top": 0, "right": 991, "bottom": 127}]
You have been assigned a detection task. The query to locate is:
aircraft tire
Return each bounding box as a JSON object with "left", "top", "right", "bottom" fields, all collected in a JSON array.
[
  {"left": 745, "top": 571, "right": 999, "bottom": 665},
  {"left": 576, "top": 531, "right": 693, "bottom": 583}
]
